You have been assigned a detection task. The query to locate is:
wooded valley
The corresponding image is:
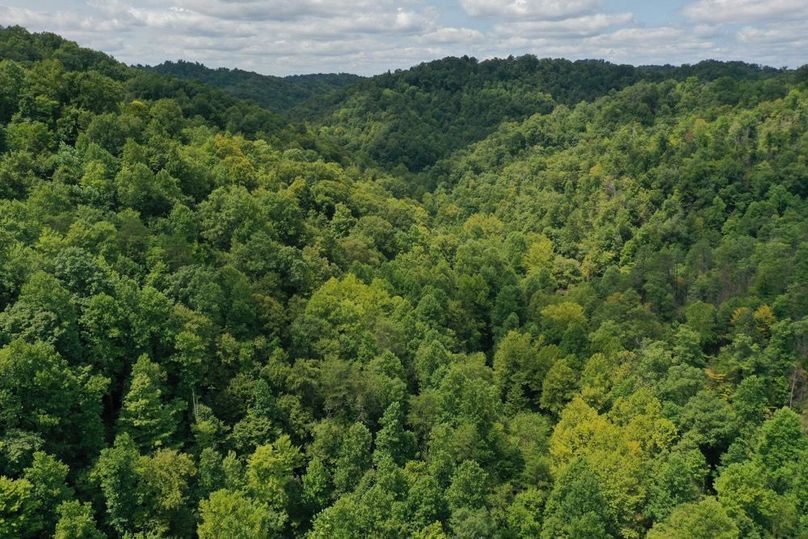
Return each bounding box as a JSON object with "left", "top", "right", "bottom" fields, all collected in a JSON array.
[{"left": 0, "top": 25, "right": 807, "bottom": 538}]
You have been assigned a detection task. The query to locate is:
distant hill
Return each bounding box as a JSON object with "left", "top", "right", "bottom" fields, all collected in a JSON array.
[
  {"left": 0, "top": 26, "right": 300, "bottom": 141},
  {"left": 302, "top": 55, "right": 789, "bottom": 173},
  {"left": 2, "top": 24, "right": 808, "bottom": 539},
  {"left": 148, "top": 60, "right": 363, "bottom": 114}
]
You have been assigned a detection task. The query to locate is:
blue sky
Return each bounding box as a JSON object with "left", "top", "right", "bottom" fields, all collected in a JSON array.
[{"left": 1, "top": 1, "right": 806, "bottom": 75}]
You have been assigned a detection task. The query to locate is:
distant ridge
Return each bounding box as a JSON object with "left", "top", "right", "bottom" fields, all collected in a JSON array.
[
  {"left": 300, "top": 54, "right": 795, "bottom": 173},
  {"left": 148, "top": 60, "right": 363, "bottom": 114}
]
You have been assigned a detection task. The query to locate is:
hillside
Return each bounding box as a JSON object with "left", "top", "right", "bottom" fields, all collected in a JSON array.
[
  {"left": 0, "top": 25, "right": 807, "bottom": 539},
  {"left": 148, "top": 60, "right": 363, "bottom": 114},
  {"left": 305, "top": 55, "right": 789, "bottom": 175},
  {"left": 146, "top": 55, "right": 790, "bottom": 176},
  {"left": 0, "top": 26, "right": 293, "bottom": 138}
]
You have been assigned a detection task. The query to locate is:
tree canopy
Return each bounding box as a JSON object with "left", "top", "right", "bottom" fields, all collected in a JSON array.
[{"left": 0, "top": 24, "right": 807, "bottom": 538}]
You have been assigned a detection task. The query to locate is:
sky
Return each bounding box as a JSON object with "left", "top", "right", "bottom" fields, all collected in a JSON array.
[{"left": 1, "top": 0, "right": 806, "bottom": 76}]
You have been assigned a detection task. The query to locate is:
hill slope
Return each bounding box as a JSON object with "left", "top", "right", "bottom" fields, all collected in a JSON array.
[
  {"left": 149, "top": 60, "right": 363, "bottom": 114},
  {"left": 0, "top": 25, "right": 807, "bottom": 539},
  {"left": 305, "top": 55, "right": 790, "bottom": 174}
]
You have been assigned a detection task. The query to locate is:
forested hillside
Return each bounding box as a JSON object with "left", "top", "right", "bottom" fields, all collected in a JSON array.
[
  {"left": 152, "top": 54, "right": 789, "bottom": 177},
  {"left": 0, "top": 25, "right": 807, "bottom": 539},
  {"left": 306, "top": 56, "right": 789, "bottom": 175},
  {"left": 148, "top": 61, "right": 362, "bottom": 115}
]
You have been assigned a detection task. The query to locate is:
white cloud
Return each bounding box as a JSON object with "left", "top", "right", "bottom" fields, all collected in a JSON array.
[
  {"left": 586, "top": 26, "right": 684, "bottom": 47},
  {"left": 738, "top": 21, "right": 808, "bottom": 44},
  {"left": 489, "top": 24, "right": 717, "bottom": 66},
  {"left": 459, "top": 0, "right": 600, "bottom": 20},
  {"left": 683, "top": 0, "right": 808, "bottom": 24},
  {"left": 160, "top": 0, "right": 381, "bottom": 21},
  {"left": 732, "top": 20, "right": 808, "bottom": 66},
  {"left": 494, "top": 12, "right": 633, "bottom": 38},
  {"left": 420, "top": 27, "right": 485, "bottom": 45}
]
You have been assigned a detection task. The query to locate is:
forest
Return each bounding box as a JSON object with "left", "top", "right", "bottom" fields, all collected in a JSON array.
[
  {"left": 146, "top": 62, "right": 361, "bottom": 116},
  {"left": 0, "top": 24, "right": 807, "bottom": 538}
]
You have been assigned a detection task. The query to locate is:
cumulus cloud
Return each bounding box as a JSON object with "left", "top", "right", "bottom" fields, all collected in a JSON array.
[
  {"left": 585, "top": 26, "right": 716, "bottom": 61},
  {"left": 683, "top": 0, "right": 808, "bottom": 24},
  {"left": 459, "top": 0, "right": 601, "bottom": 19},
  {"left": 737, "top": 20, "right": 808, "bottom": 44},
  {"left": 493, "top": 12, "right": 633, "bottom": 38},
  {"left": 420, "top": 27, "right": 485, "bottom": 45},
  {"left": 118, "top": 0, "right": 386, "bottom": 22}
]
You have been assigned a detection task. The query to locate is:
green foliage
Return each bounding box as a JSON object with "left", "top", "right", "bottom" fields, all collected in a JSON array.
[
  {"left": 540, "top": 356, "right": 578, "bottom": 414},
  {"left": 0, "top": 340, "right": 107, "bottom": 467},
  {"left": 541, "top": 459, "right": 614, "bottom": 539},
  {"left": 374, "top": 401, "right": 416, "bottom": 465},
  {"left": 494, "top": 330, "right": 551, "bottom": 411},
  {"left": 54, "top": 501, "right": 103, "bottom": 539},
  {"left": 0, "top": 475, "right": 34, "bottom": 537},
  {"left": 246, "top": 435, "right": 302, "bottom": 511},
  {"left": 316, "top": 56, "right": 787, "bottom": 177},
  {"left": 90, "top": 434, "right": 141, "bottom": 535},
  {"left": 446, "top": 460, "right": 488, "bottom": 511},
  {"left": 647, "top": 497, "right": 738, "bottom": 539},
  {"left": 198, "top": 488, "right": 284, "bottom": 539},
  {"left": 0, "top": 25, "right": 807, "bottom": 539},
  {"left": 117, "top": 354, "right": 183, "bottom": 451},
  {"left": 21, "top": 452, "right": 72, "bottom": 536},
  {"left": 91, "top": 434, "right": 197, "bottom": 536},
  {"left": 150, "top": 60, "right": 362, "bottom": 115}
]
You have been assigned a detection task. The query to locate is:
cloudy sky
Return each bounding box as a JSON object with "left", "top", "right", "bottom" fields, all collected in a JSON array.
[{"left": 1, "top": 0, "right": 806, "bottom": 75}]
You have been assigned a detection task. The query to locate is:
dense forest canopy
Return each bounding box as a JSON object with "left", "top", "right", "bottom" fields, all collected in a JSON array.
[
  {"left": 0, "top": 24, "right": 807, "bottom": 538},
  {"left": 289, "top": 55, "right": 792, "bottom": 176},
  {"left": 147, "top": 61, "right": 362, "bottom": 116}
]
